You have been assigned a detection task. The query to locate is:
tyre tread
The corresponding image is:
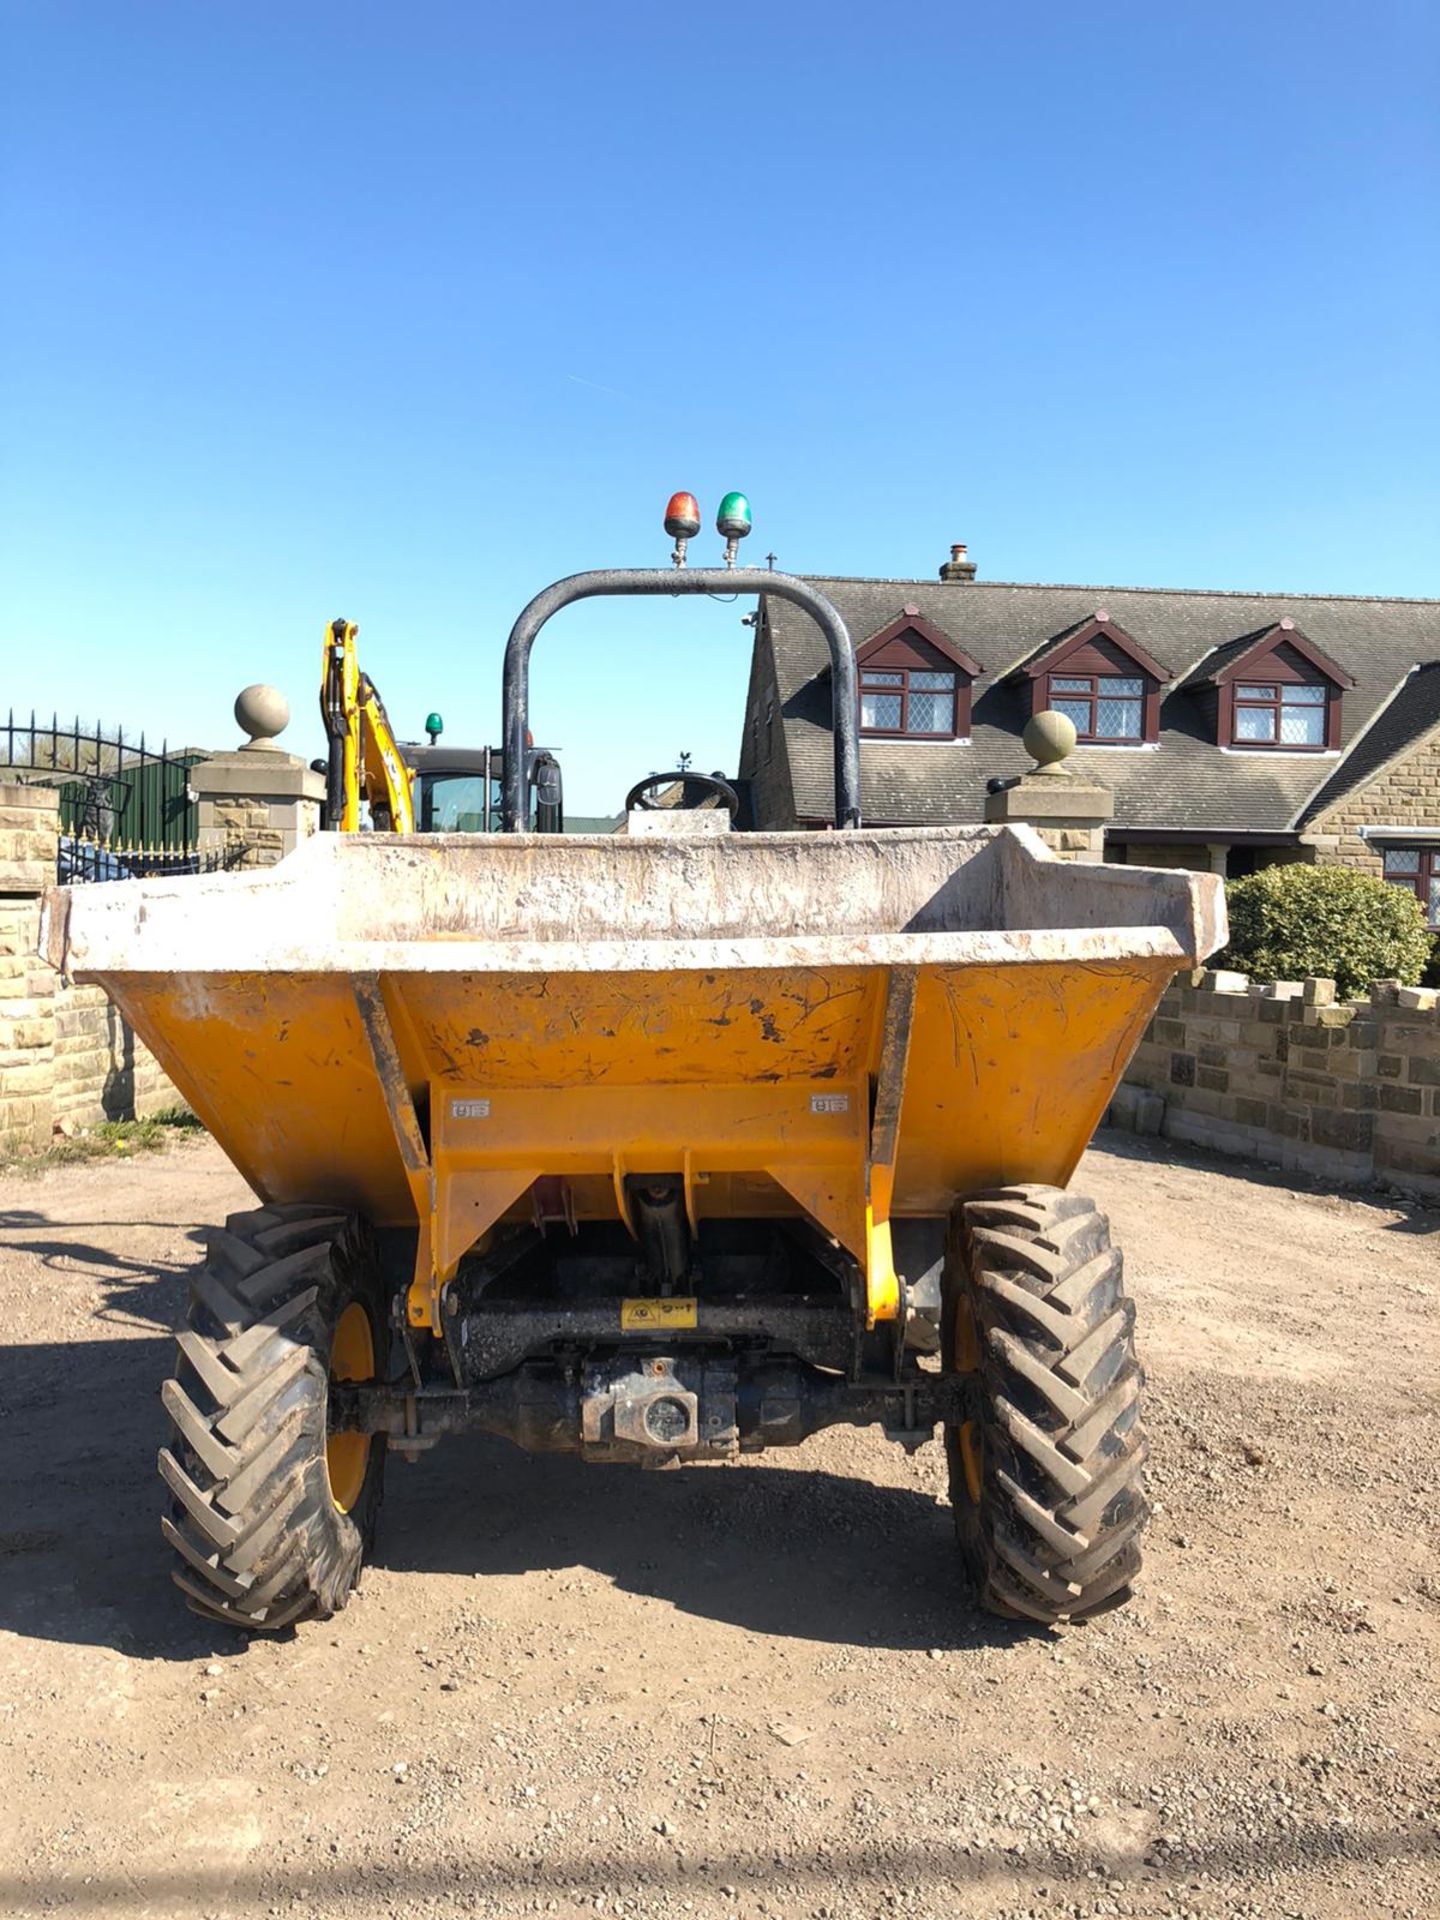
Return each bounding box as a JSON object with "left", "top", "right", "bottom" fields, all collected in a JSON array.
[
  {"left": 159, "top": 1206, "right": 386, "bottom": 1633},
  {"left": 945, "top": 1182, "right": 1149, "bottom": 1624}
]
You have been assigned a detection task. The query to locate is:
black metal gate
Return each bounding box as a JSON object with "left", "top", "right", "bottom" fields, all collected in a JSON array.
[{"left": 2, "top": 710, "right": 217, "bottom": 880}]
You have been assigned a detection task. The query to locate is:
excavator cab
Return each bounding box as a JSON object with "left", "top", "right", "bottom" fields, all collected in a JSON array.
[
  {"left": 407, "top": 744, "right": 563, "bottom": 835},
  {"left": 410, "top": 747, "right": 500, "bottom": 834}
]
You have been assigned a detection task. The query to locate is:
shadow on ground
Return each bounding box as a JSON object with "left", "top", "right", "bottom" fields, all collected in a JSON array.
[
  {"left": 2, "top": 1815, "right": 1436, "bottom": 1915},
  {"left": 375, "top": 1427, "right": 1010, "bottom": 1653},
  {"left": 0, "top": 1317, "right": 1007, "bottom": 1662},
  {"left": 0, "top": 1208, "right": 206, "bottom": 1326}
]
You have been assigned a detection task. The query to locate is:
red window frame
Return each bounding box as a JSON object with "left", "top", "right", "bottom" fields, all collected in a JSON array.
[
  {"left": 1227, "top": 681, "right": 1330, "bottom": 751},
  {"left": 1382, "top": 846, "right": 1440, "bottom": 929},
  {"left": 858, "top": 665, "right": 960, "bottom": 740},
  {"left": 1043, "top": 671, "right": 1146, "bottom": 744},
  {"left": 1021, "top": 613, "right": 1168, "bottom": 745},
  {"left": 1213, "top": 624, "right": 1351, "bottom": 752}
]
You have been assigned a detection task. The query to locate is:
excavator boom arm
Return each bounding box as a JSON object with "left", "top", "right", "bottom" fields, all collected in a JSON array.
[{"left": 322, "top": 620, "right": 417, "bottom": 833}]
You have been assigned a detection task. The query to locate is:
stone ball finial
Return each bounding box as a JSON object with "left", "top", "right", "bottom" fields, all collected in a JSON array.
[
  {"left": 235, "top": 684, "right": 290, "bottom": 751},
  {"left": 1023, "top": 708, "right": 1077, "bottom": 774}
]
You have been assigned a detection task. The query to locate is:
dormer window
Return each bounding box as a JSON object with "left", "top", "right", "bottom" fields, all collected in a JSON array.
[
  {"left": 1050, "top": 674, "right": 1145, "bottom": 743},
  {"left": 1197, "top": 620, "right": 1355, "bottom": 753},
  {"left": 860, "top": 666, "right": 959, "bottom": 736},
  {"left": 1019, "top": 612, "right": 1170, "bottom": 747},
  {"left": 1232, "top": 681, "right": 1327, "bottom": 747},
  {"left": 855, "top": 607, "right": 982, "bottom": 742}
]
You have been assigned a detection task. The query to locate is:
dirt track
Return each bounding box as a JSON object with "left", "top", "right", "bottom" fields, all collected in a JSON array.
[{"left": 0, "top": 1134, "right": 1436, "bottom": 1920}]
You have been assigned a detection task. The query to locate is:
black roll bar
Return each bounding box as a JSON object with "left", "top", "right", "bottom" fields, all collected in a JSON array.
[{"left": 500, "top": 569, "right": 862, "bottom": 832}]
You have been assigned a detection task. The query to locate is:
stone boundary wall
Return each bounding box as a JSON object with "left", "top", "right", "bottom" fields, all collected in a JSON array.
[
  {"left": 0, "top": 783, "right": 183, "bottom": 1155},
  {"left": 1112, "top": 968, "right": 1440, "bottom": 1203}
]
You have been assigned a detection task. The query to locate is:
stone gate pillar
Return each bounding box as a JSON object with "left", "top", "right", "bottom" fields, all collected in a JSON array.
[
  {"left": 983, "top": 712, "right": 1113, "bottom": 863},
  {"left": 0, "top": 783, "right": 60, "bottom": 1152},
  {"left": 190, "top": 685, "right": 325, "bottom": 868}
]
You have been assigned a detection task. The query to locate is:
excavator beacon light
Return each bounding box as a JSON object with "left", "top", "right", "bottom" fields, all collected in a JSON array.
[
  {"left": 663, "top": 492, "right": 702, "bottom": 540},
  {"left": 425, "top": 712, "right": 444, "bottom": 743},
  {"left": 716, "top": 491, "right": 752, "bottom": 540}
]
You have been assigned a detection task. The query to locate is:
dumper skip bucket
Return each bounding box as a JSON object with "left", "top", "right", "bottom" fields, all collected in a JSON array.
[{"left": 44, "top": 822, "right": 1223, "bottom": 1329}]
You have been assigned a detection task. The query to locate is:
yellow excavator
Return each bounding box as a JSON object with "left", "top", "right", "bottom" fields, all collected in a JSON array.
[{"left": 320, "top": 618, "right": 562, "bottom": 834}]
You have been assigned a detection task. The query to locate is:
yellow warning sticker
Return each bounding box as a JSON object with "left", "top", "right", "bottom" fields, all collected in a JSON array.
[{"left": 620, "top": 1296, "right": 698, "bottom": 1331}]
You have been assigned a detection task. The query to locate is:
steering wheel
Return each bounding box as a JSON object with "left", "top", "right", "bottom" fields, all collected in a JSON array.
[{"left": 624, "top": 771, "right": 740, "bottom": 814}]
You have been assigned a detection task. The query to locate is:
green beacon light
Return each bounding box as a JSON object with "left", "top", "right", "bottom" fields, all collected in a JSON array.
[
  {"left": 425, "top": 712, "right": 444, "bottom": 743},
  {"left": 716, "top": 491, "right": 752, "bottom": 568}
]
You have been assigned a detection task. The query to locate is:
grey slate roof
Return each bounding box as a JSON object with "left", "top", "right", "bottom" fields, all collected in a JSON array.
[
  {"left": 1298, "top": 662, "right": 1440, "bottom": 826},
  {"left": 1176, "top": 623, "right": 1358, "bottom": 692},
  {"left": 761, "top": 576, "right": 1440, "bottom": 833},
  {"left": 1014, "top": 614, "right": 1172, "bottom": 682},
  {"left": 1175, "top": 627, "right": 1279, "bottom": 690}
]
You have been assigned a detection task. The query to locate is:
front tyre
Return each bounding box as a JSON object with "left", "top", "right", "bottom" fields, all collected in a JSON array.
[
  {"left": 943, "top": 1185, "right": 1148, "bottom": 1624},
  {"left": 159, "top": 1205, "right": 388, "bottom": 1631}
]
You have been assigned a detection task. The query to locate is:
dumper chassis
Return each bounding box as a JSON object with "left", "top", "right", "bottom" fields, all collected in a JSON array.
[
  {"left": 43, "top": 511, "right": 1224, "bottom": 1635},
  {"left": 162, "top": 1178, "right": 1146, "bottom": 1632}
]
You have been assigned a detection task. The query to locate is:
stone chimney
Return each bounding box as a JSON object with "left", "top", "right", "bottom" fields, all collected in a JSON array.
[{"left": 939, "top": 541, "right": 977, "bottom": 583}]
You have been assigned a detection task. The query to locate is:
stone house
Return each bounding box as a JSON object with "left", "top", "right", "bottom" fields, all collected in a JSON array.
[{"left": 737, "top": 545, "right": 1440, "bottom": 924}]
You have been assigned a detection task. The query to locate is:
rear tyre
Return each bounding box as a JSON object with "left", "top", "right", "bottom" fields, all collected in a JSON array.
[
  {"left": 942, "top": 1185, "right": 1148, "bottom": 1624},
  {"left": 158, "top": 1204, "right": 388, "bottom": 1631}
]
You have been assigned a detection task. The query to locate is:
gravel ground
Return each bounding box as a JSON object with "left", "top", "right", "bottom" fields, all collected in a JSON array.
[{"left": 0, "top": 1132, "right": 1436, "bottom": 1920}]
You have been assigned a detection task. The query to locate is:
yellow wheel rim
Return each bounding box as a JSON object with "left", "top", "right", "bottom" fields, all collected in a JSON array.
[
  {"left": 957, "top": 1419, "right": 984, "bottom": 1506},
  {"left": 953, "top": 1298, "right": 981, "bottom": 1373},
  {"left": 326, "top": 1301, "right": 375, "bottom": 1514}
]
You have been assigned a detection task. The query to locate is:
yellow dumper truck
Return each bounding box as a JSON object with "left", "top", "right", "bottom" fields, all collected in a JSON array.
[{"left": 42, "top": 501, "right": 1224, "bottom": 1632}]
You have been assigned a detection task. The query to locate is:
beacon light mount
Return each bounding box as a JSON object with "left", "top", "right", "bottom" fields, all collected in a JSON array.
[{"left": 661, "top": 490, "right": 753, "bottom": 569}]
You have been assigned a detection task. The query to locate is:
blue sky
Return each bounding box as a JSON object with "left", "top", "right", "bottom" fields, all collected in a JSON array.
[{"left": 3, "top": 1, "right": 1436, "bottom": 813}]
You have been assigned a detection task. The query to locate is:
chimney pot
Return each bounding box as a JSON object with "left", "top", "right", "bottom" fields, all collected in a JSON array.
[{"left": 939, "top": 541, "right": 977, "bottom": 584}]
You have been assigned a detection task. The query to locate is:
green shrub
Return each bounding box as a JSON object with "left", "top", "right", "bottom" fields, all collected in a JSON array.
[{"left": 1217, "top": 863, "right": 1433, "bottom": 999}]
